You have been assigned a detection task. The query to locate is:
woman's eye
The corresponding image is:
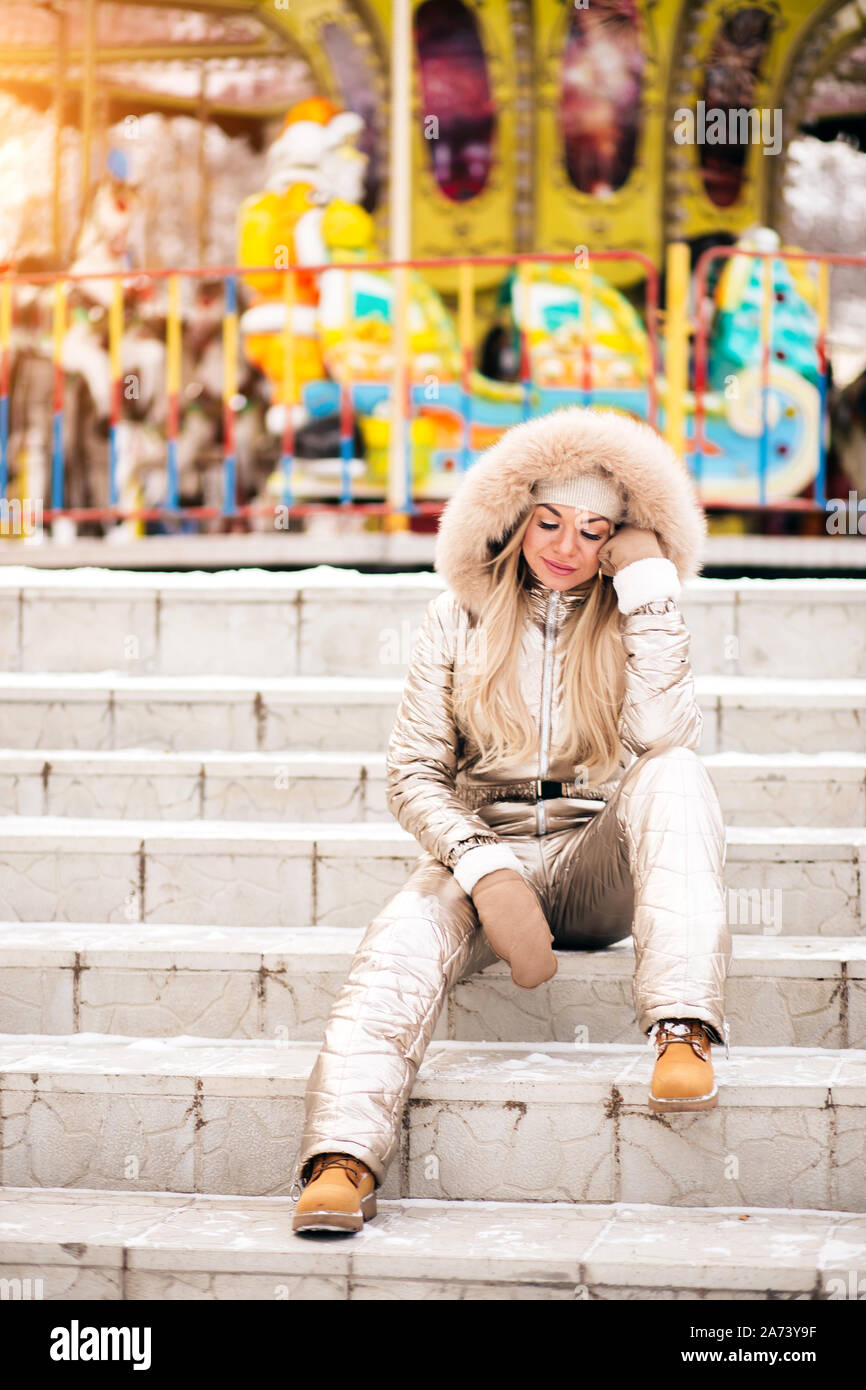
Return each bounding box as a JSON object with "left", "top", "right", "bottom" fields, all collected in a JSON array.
[{"left": 538, "top": 521, "right": 605, "bottom": 540}]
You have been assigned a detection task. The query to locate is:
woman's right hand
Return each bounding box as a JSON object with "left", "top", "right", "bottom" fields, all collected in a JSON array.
[{"left": 470, "top": 868, "right": 558, "bottom": 989}]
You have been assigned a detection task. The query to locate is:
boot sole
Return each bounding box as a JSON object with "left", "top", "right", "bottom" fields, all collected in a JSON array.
[
  {"left": 292, "top": 1190, "right": 377, "bottom": 1234},
  {"left": 648, "top": 1087, "right": 718, "bottom": 1113}
]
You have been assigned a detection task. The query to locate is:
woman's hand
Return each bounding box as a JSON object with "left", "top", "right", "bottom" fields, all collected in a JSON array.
[
  {"left": 471, "top": 868, "right": 558, "bottom": 989},
  {"left": 597, "top": 524, "right": 663, "bottom": 578}
]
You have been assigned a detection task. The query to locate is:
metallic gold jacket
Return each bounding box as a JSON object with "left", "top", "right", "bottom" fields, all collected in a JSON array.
[{"left": 385, "top": 567, "right": 702, "bottom": 880}]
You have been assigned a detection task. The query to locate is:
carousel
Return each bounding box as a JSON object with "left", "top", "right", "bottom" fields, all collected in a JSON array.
[{"left": 0, "top": 0, "right": 865, "bottom": 540}]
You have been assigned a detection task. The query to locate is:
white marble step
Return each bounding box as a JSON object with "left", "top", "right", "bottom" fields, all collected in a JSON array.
[
  {"left": 0, "top": 748, "right": 862, "bottom": 828},
  {"left": 0, "top": 1186, "right": 863, "bottom": 1299},
  {"left": 1, "top": 925, "right": 864, "bottom": 1050},
  {"left": 0, "top": 1035, "right": 863, "bottom": 1210},
  {"left": 0, "top": 672, "right": 863, "bottom": 753},
  {"left": 0, "top": 565, "right": 864, "bottom": 679},
  {"left": 0, "top": 816, "right": 862, "bottom": 934}
]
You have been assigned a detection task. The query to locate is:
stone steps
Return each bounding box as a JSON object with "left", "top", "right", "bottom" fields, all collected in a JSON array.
[
  {"left": 0, "top": 671, "right": 863, "bottom": 754},
  {"left": 1, "top": 924, "right": 864, "bottom": 1049},
  {"left": 0, "top": 567, "right": 864, "bottom": 680},
  {"left": 0, "top": 816, "right": 862, "bottom": 933},
  {"left": 1, "top": 564, "right": 864, "bottom": 1298},
  {"left": 0, "top": 1035, "right": 863, "bottom": 1210},
  {"left": 1, "top": 1186, "right": 863, "bottom": 1300},
  {"left": 0, "top": 748, "right": 862, "bottom": 827}
]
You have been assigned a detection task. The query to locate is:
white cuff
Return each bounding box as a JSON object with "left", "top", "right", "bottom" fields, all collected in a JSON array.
[
  {"left": 612, "top": 556, "right": 681, "bottom": 615},
  {"left": 452, "top": 843, "right": 524, "bottom": 896}
]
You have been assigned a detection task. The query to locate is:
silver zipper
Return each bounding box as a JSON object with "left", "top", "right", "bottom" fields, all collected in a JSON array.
[{"left": 537, "top": 590, "right": 559, "bottom": 835}]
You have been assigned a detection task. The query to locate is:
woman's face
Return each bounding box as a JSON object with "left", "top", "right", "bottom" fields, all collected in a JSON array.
[{"left": 522, "top": 504, "right": 614, "bottom": 590}]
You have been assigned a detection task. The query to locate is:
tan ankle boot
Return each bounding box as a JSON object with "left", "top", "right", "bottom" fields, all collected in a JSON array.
[
  {"left": 648, "top": 1019, "right": 718, "bottom": 1113},
  {"left": 292, "top": 1153, "right": 377, "bottom": 1233}
]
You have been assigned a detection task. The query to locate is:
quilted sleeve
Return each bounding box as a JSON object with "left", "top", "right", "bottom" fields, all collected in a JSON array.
[
  {"left": 616, "top": 595, "right": 703, "bottom": 755},
  {"left": 385, "top": 592, "right": 518, "bottom": 872}
]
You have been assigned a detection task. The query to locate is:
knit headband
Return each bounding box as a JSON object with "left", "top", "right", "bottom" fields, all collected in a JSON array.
[{"left": 530, "top": 470, "right": 624, "bottom": 525}]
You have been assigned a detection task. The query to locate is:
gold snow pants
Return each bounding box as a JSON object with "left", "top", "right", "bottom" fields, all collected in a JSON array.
[{"left": 298, "top": 746, "right": 730, "bottom": 1188}]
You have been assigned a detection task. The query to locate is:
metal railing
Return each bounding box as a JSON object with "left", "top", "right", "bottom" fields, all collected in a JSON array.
[
  {"left": 0, "top": 250, "right": 660, "bottom": 532},
  {"left": 691, "top": 245, "right": 866, "bottom": 512}
]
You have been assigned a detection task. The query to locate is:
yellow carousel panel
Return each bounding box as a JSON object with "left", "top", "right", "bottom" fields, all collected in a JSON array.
[
  {"left": 534, "top": 0, "right": 679, "bottom": 290},
  {"left": 408, "top": 0, "right": 520, "bottom": 291},
  {"left": 664, "top": 0, "right": 825, "bottom": 245}
]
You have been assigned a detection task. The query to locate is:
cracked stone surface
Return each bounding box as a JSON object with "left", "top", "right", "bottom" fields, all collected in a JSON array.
[
  {"left": 3, "top": 751, "right": 861, "bottom": 828},
  {"left": 721, "top": 707, "right": 865, "bottom": 755},
  {"left": 1, "top": 1039, "right": 863, "bottom": 1206},
  {"left": 261, "top": 699, "right": 397, "bottom": 754},
  {"left": 144, "top": 849, "right": 313, "bottom": 929},
  {"left": 314, "top": 854, "right": 418, "bottom": 927},
  {"left": 113, "top": 698, "right": 254, "bottom": 754},
  {"left": 0, "top": 1189, "right": 862, "bottom": 1297},
  {"left": 21, "top": 597, "right": 159, "bottom": 674},
  {"left": 617, "top": 1106, "right": 832, "bottom": 1210},
  {"left": 0, "top": 827, "right": 858, "bottom": 931},
  {"left": 736, "top": 601, "right": 866, "bottom": 681},
  {"left": 1, "top": 1088, "right": 198, "bottom": 1191},
  {"left": 723, "top": 860, "right": 859, "bottom": 936},
  {"left": 158, "top": 602, "right": 298, "bottom": 679},
  {"left": 0, "top": 932, "right": 864, "bottom": 1044},
  {"left": 0, "top": 847, "right": 140, "bottom": 923},
  {"left": 78, "top": 969, "right": 262, "bottom": 1040},
  {"left": 0, "top": 698, "right": 110, "bottom": 752}
]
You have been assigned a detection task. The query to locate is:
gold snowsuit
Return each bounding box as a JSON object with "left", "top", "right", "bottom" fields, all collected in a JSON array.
[{"left": 297, "top": 567, "right": 730, "bottom": 1189}]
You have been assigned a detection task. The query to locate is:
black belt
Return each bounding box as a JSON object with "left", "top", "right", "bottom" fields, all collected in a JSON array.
[
  {"left": 535, "top": 779, "right": 574, "bottom": 799},
  {"left": 458, "top": 777, "right": 605, "bottom": 810}
]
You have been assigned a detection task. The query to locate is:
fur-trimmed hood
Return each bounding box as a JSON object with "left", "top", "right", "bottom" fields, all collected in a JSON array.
[{"left": 434, "top": 407, "right": 707, "bottom": 618}]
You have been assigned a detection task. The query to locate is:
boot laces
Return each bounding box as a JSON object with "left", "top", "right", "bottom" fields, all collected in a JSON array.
[
  {"left": 648, "top": 1018, "right": 711, "bottom": 1061},
  {"left": 306, "top": 1153, "right": 366, "bottom": 1188}
]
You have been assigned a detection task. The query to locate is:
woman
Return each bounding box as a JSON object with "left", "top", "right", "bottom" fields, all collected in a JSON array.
[{"left": 291, "top": 405, "right": 731, "bottom": 1235}]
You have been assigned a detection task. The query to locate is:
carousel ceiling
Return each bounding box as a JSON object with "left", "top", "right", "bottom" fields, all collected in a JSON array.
[{"left": 0, "top": 1, "right": 313, "bottom": 119}]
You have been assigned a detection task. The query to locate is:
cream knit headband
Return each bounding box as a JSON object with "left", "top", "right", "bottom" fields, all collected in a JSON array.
[{"left": 530, "top": 469, "right": 624, "bottom": 525}]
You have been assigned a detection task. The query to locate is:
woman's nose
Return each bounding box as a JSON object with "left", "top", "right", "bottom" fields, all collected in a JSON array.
[{"left": 554, "top": 523, "right": 581, "bottom": 557}]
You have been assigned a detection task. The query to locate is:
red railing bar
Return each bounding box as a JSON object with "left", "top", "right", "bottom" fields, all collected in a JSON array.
[
  {"left": 694, "top": 247, "right": 866, "bottom": 277},
  {"left": 27, "top": 502, "right": 446, "bottom": 522}
]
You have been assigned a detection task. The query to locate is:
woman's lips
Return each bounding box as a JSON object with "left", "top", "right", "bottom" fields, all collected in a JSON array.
[{"left": 544, "top": 558, "right": 575, "bottom": 574}]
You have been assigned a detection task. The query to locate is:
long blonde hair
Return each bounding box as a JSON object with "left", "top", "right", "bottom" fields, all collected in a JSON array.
[{"left": 452, "top": 508, "right": 628, "bottom": 786}]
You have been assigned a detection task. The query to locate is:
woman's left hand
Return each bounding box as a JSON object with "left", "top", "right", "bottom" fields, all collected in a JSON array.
[{"left": 597, "top": 524, "right": 663, "bottom": 578}]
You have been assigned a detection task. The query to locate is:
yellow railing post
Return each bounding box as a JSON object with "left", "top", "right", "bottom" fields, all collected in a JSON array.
[
  {"left": 385, "top": 0, "right": 411, "bottom": 533},
  {"left": 664, "top": 241, "right": 690, "bottom": 460}
]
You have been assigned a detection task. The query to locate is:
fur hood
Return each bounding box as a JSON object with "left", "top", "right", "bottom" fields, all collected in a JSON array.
[{"left": 434, "top": 406, "right": 707, "bottom": 618}]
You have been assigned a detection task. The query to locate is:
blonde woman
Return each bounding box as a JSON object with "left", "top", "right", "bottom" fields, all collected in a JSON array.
[{"left": 292, "top": 406, "right": 731, "bottom": 1234}]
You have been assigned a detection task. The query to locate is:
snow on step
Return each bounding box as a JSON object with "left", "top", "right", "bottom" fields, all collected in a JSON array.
[
  {"left": 0, "top": 565, "right": 864, "bottom": 680},
  {"left": 1, "top": 926, "right": 864, "bottom": 1050},
  {"left": 0, "top": 1036, "right": 864, "bottom": 1210},
  {"left": 0, "top": 673, "right": 863, "bottom": 753},
  {"left": 0, "top": 748, "right": 863, "bottom": 827},
  {"left": 0, "top": 817, "right": 862, "bottom": 933},
  {"left": 0, "top": 1187, "right": 863, "bottom": 1299}
]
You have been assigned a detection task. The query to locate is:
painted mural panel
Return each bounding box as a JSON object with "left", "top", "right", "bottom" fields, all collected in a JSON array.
[{"left": 414, "top": 0, "right": 496, "bottom": 202}]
